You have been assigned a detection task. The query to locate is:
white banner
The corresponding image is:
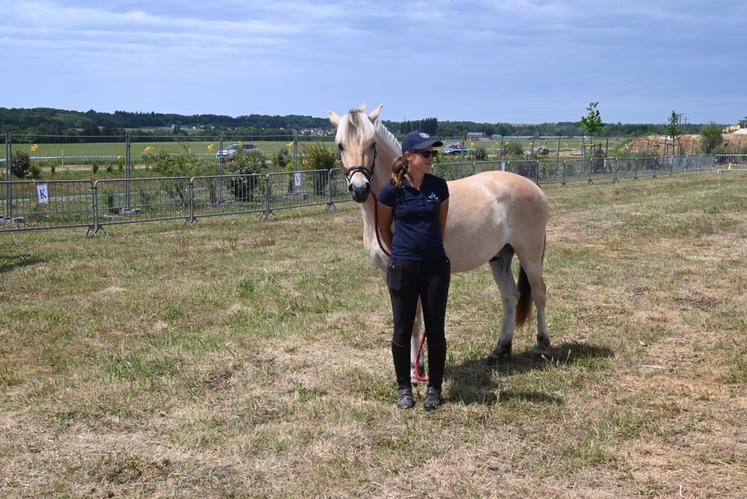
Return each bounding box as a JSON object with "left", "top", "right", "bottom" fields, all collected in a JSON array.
[{"left": 294, "top": 172, "right": 302, "bottom": 188}]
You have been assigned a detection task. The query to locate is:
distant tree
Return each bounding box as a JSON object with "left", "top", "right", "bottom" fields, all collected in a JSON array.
[
  {"left": 579, "top": 102, "right": 605, "bottom": 151},
  {"left": 665, "top": 111, "right": 683, "bottom": 154},
  {"left": 699, "top": 123, "right": 723, "bottom": 153}
]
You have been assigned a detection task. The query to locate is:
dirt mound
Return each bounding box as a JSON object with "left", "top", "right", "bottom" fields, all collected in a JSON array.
[{"left": 625, "top": 133, "right": 747, "bottom": 154}]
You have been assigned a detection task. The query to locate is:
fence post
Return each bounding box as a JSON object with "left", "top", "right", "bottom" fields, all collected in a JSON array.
[
  {"left": 613, "top": 157, "right": 619, "bottom": 183},
  {"left": 292, "top": 130, "right": 299, "bottom": 195},
  {"left": 88, "top": 180, "right": 100, "bottom": 236},
  {"left": 472, "top": 161, "right": 476, "bottom": 176},
  {"left": 499, "top": 135, "right": 504, "bottom": 162},
  {"left": 561, "top": 160, "right": 566, "bottom": 186},
  {"left": 587, "top": 158, "right": 593, "bottom": 184},
  {"left": 187, "top": 177, "right": 196, "bottom": 223},
  {"left": 325, "top": 168, "right": 335, "bottom": 211},
  {"left": 125, "top": 134, "right": 132, "bottom": 211},
  {"left": 218, "top": 134, "right": 225, "bottom": 203},
  {"left": 555, "top": 135, "right": 561, "bottom": 175},
  {"left": 4, "top": 132, "right": 11, "bottom": 220},
  {"left": 261, "top": 174, "right": 274, "bottom": 219}
]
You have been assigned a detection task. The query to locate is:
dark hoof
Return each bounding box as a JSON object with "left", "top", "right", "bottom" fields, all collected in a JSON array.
[
  {"left": 535, "top": 336, "right": 551, "bottom": 354},
  {"left": 487, "top": 343, "right": 512, "bottom": 366}
]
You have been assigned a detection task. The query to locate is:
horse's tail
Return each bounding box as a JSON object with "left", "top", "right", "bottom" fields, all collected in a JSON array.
[
  {"left": 516, "top": 266, "right": 532, "bottom": 328},
  {"left": 516, "top": 233, "right": 546, "bottom": 328}
]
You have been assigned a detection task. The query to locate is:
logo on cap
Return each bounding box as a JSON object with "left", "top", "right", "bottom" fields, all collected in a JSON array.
[{"left": 419, "top": 133, "right": 430, "bottom": 139}]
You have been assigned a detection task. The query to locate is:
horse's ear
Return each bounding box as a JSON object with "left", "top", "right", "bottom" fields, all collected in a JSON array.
[
  {"left": 368, "top": 104, "right": 383, "bottom": 123},
  {"left": 328, "top": 111, "right": 341, "bottom": 127}
]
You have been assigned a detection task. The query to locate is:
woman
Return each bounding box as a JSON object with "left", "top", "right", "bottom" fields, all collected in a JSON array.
[{"left": 377, "top": 130, "right": 450, "bottom": 411}]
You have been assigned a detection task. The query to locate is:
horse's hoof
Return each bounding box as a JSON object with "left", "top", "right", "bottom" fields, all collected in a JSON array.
[
  {"left": 487, "top": 344, "right": 512, "bottom": 366},
  {"left": 535, "top": 336, "right": 550, "bottom": 354}
]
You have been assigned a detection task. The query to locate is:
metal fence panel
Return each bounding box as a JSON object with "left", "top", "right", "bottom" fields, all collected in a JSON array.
[
  {"left": 190, "top": 174, "right": 266, "bottom": 219},
  {"left": 1, "top": 180, "right": 93, "bottom": 231},
  {"left": 264, "top": 169, "right": 338, "bottom": 214},
  {"left": 94, "top": 177, "right": 191, "bottom": 227}
]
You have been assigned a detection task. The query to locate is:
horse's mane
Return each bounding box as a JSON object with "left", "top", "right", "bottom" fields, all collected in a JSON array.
[{"left": 374, "top": 119, "right": 401, "bottom": 156}]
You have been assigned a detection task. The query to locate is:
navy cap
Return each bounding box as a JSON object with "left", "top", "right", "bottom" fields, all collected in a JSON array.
[{"left": 401, "top": 130, "right": 443, "bottom": 153}]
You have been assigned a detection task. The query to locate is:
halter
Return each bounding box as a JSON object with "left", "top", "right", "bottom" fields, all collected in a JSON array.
[{"left": 344, "top": 143, "right": 377, "bottom": 183}]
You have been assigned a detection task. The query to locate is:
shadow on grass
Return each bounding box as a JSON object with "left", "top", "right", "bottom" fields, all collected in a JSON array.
[
  {"left": 445, "top": 342, "right": 614, "bottom": 406},
  {"left": 0, "top": 254, "right": 44, "bottom": 273}
]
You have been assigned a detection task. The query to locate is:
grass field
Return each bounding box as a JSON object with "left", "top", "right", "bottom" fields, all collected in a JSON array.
[{"left": 1, "top": 173, "right": 745, "bottom": 497}]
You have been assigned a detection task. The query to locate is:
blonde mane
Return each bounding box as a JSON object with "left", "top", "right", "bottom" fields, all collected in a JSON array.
[{"left": 374, "top": 119, "right": 402, "bottom": 156}]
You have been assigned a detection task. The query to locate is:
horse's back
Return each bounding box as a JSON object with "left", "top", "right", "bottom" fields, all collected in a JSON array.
[{"left": 443, "top": 171, "right": 547, "bottom": 272}]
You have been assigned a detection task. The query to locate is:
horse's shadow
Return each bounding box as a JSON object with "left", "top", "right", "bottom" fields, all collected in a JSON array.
[
  {"left": 0, "top": 254, "right": 44, "bottom": 273},
  {"left": 444, "top": 342, "right": 614, "bottom": 406}
]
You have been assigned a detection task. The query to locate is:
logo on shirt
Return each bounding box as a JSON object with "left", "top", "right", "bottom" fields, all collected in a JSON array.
[{"left": 427, "top": 192, "right": 440, "bottom": 202}]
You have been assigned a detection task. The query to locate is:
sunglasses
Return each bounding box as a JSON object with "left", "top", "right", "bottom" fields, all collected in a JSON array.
[{"left": 413, "top": 149, "right": 439, "bottom": 158}]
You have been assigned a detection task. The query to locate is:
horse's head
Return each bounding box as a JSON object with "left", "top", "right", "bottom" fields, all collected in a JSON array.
[{"left": 328, "top": 104, "right": 383, "bottom": 203}]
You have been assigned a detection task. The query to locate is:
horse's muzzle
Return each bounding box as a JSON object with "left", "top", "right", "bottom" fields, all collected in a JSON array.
[{"left": 349, "top": 182, "right": 371, "bottom": 203}]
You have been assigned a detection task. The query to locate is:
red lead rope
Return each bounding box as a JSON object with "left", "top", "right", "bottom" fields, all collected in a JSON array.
[{"left": 371, "top": 191, "right": 428, "bottom": 383}]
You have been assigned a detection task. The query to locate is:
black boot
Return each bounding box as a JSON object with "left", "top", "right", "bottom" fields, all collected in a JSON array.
[
  {"left": 424, "top": 338, "right": 446, "bottom": 411},
  {"left": 426, "top": 338, "right": 446, "bottom": 392},
  {"left": 392, "top": 341, "right": 414, "bottom": 409}
]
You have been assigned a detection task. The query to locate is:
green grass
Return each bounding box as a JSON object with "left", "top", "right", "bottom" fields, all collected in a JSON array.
[{"left": 0, "top": 172, "right": 745, "bottom": 497}]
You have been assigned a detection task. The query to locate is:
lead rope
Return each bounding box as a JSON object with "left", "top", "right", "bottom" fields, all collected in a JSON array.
[{"left": 371, "top": 187, "right": 428, "bottom": 383}]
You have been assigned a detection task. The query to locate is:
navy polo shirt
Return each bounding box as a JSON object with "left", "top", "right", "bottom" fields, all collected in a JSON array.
[{"left": 378, "top": 173, "right": 449, "bottom": 261}]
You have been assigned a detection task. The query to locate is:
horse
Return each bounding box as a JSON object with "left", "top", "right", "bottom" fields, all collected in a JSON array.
[{"left": 328, "top": 105, "right": 550, "bottom": 374}]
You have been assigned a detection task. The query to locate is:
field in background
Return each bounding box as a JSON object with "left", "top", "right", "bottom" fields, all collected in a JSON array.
[{"left": 1, "top": 173, "right": 745, "bottom": 496}]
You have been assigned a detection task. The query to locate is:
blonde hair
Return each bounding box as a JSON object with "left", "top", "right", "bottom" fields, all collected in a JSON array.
[{"left": 390, "top": 156, "right": 408, "bottom": 188}]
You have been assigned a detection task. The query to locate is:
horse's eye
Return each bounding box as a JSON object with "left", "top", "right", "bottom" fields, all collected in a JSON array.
[{"left": 338, "top": 144, "right": 344, "bottom": 152}]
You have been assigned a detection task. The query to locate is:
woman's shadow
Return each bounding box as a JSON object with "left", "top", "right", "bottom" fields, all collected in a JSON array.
[{"left": 445, "top": 342, "right": 614, "bottom": 406}]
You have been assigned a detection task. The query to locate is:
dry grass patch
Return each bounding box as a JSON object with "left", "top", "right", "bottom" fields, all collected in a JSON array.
[{"left": 1, "top": 172, "right": 745, "bottom": 497}]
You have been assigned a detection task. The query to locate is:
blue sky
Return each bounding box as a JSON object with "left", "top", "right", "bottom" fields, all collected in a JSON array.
[{"left": 1, "top": 0, "right": 744, "bottom": 124}]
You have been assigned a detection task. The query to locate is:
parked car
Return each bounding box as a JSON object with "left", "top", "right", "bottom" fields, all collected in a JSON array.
[
  {"left": 442, "top": 144, "right": 466, "bottom": 155},
  {"left": 216, "top": 143, "right": 256, "bottom": 159}
]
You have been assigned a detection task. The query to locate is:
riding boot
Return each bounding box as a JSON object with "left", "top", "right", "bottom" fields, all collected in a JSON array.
[
  {"left": 391, "top": 341, "right": 414, "bottom": 409},
  {"left": 391, "top": 341, "right": 412, "bottom": 389},
  {"left": 426, "top": 337, "right": 447, "bottom": 392}
]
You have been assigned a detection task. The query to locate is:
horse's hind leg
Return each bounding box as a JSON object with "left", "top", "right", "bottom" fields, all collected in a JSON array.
[
  {"left": 487, "top": 245, "right": 519, "bottom": 364},
  {"left": 516, "top": 253, "right": 550, "bottom": 353}
]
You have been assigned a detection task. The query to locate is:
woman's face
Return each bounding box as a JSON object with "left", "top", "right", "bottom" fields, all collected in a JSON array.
[{"left": 404, "top": 147, "right": 437, "bottom": 174}]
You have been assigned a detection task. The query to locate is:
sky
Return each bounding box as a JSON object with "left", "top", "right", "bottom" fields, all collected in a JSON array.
[{"left": 1, "top": 0, "right": 745, "bottom": 124}]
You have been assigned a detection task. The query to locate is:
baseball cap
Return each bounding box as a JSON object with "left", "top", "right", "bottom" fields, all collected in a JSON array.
[{"left": 401, "top": 130, "right": 443, "bottom": 153}]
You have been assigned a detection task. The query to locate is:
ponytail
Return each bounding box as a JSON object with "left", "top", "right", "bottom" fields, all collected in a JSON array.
[{"left": 390, "top": 156, "right": 408, "bottom": 188}]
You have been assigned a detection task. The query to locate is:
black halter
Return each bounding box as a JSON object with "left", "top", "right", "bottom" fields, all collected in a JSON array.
[{"left": 345, "top": 143, "right": 377, "bottom": 183}]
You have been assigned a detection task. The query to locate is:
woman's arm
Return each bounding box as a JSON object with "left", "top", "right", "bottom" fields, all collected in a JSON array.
[
  {"left": 439, "top": 199, "right": 449, "bottom": 241},
  {"left": 377, "top": 203, "right": 394, "bottom": 252}
]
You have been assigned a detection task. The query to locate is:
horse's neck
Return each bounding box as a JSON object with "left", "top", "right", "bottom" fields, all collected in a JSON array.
[{"left": 360, "top": 122, "right": 400, "bottom": 241}]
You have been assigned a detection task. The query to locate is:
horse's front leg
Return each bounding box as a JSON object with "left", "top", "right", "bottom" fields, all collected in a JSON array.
[{"left": 410, "top": 299, "right": 425, "bottom": 384}]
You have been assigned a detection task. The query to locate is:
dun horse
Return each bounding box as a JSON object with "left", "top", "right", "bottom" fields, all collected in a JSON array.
[{"left": 328, "top": 105, "right": 550, "bottom": 372}]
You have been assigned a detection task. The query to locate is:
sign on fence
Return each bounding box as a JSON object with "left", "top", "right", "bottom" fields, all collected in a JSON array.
[{"left": 36, "top": 184, "right": 49, "bottom": 204}]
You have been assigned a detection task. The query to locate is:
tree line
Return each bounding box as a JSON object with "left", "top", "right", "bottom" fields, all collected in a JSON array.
[{"left": 0, "top": 106, "right": 718, "bottom": 140}]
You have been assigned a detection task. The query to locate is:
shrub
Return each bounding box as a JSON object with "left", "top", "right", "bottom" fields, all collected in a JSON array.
[
  {"left": 472, "top": 147, "right": 488, "bottom": 161},
  {"left": 700, "top": 123, "right": 723, "bottom": 153},
  {"left": 502, "top": 142, "right": 524, "bottom": 158},
  {"left": 11, "top": 151, "right": 35, "bottom": 178},
  {"left": 273, "top": 149, "right": 290, "bottom": 170},
  {"left": 300, "top": 143, "right": 338, "bottom": 171},
  {"left": 300, "top": 143, "right": 338, "bottom": 196},
  {"left": 226, "top": 150, "right": 268, "bottom": 202}
]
